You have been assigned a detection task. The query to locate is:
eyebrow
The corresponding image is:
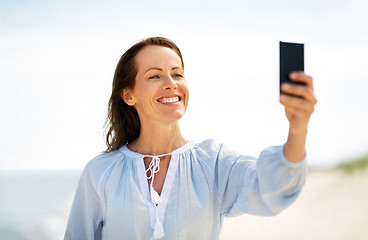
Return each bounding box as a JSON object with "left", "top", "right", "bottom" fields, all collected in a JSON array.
[{"left": 144, "top": 66, "right": 182, "bottom": 74}]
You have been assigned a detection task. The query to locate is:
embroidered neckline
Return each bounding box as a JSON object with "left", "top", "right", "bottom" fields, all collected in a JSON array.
[
  {"left": 119, "top": 141, "right": 195, "bottom": 239},
  {"left": 119, "top": 140, "right": 195, "bottom": 158}
]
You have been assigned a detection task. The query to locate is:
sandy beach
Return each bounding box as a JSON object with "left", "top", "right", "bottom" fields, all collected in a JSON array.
[{"left": 220, "top": 169, "right": 368, "bottom": 240}]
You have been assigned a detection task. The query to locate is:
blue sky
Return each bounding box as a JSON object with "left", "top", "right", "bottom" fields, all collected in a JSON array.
[{"left": 1, "top": 0, "right": 368, "bottom": 170}]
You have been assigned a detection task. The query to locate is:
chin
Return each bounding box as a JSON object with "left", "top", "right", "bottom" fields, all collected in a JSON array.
[{"left": 164, "top": 110, "right": 186, "bottom": 122}]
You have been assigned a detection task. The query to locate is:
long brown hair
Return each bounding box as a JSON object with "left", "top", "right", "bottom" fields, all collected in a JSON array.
[{"left": 104, "top": 37, "right": 184, "bottom": 152}]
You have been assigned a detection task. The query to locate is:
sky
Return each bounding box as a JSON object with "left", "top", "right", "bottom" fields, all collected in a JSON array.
[{"left": 1, "top": 0, "right": 368, "bottom": 170}]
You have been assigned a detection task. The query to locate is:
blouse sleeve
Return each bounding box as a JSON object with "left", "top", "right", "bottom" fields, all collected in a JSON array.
[
  {"left": 215, "top": 142, "right": 307, "bottom": 217},
  {"left": 64, "top": 159, "right": 105, "bottom": 240}
]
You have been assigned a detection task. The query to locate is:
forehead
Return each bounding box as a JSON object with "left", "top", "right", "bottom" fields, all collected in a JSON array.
[{"left": 135, "top": 45, "right": 182, "bottom": 71}]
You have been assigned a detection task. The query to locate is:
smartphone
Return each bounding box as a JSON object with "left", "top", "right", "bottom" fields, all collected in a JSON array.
[{"left": 279, "top": 41, "right": 305, "bottom": 94}]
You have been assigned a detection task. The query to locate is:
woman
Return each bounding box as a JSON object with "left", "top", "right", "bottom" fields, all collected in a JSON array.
[{"left": 64, "top": 37, "right": 317, "bottom": 240}]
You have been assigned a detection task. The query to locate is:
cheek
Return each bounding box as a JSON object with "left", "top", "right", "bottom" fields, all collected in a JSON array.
[
  {"left": 179, "top": 80, "right": 189, "bottom": 93},
  {"left": 180, "top": 81, "right": 189, "bottom": 102},
  {"left": 132, "top": 83, "right": 159, "bottom": 102}
]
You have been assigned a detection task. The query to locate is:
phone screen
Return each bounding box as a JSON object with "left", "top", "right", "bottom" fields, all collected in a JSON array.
[{"left": 279, "top": 41, "right": 304, "bottom": 94}]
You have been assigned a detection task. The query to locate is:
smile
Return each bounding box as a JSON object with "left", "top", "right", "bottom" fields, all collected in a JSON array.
[{"left": 157, "top": 96, "right": 180, "bottom": 103}]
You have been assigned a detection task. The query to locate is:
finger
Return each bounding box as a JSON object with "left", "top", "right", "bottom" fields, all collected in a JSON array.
[
  {"left": 281, "top": 83, "right": 317, "bottom": 105},
  {"left": 280, "top": 94, "right": 315, "bottom": 113},
  {"left": 289, "top": 72, "right": 314, "bottom": 89}
]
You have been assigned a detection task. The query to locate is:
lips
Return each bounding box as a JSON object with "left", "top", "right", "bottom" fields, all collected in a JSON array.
[{"left": 157, "top": 95, "right": 181, "bottom": 103}]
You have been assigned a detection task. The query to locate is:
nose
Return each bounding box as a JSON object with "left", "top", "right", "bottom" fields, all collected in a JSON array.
[{"left": 163, "top": 74, "right": 178, "bottom": 90}]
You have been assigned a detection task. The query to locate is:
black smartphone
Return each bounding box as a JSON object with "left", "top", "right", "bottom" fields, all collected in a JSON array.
[{"left": 279, "top": 41, "right": 305, "bottom": 94}]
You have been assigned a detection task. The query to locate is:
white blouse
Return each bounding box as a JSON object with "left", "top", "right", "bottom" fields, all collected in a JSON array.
[{"left": 64, "top": 139, "right": 307, "bottom": 240}]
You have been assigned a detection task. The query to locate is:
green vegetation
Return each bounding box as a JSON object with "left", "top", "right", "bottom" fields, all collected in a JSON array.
[{"left": 336, "top": 153, "right": 368, "bottom": 173}]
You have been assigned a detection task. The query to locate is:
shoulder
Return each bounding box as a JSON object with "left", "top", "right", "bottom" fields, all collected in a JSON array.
[
  {"left": 86, "top": 149, "right": 123, "bottom": 169},
  {"left": 192, "top": 139, "right": 222, "bottom": 159},
  {"left": 81, "top": 149, "right": 124, "bottom": 183},
  {"left": 193, "top": 139, "right": 243, "bottom": 157},
  {"left": 192, "top": 139, "right": 250, "bottom": 165}
]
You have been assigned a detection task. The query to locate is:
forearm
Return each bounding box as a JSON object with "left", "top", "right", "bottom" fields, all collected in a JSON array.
[{"left": 284, "top": 125, "right": 307, "bottom": 162}]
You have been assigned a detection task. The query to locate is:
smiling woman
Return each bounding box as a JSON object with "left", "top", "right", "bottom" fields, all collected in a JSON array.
[
  {"left": 103, "top": 37, "right": 186, "bottom": 153},
  {"left": 122, "top": 45, "right": 189, "bottom": 127},
  {"left": 64, "top": 37, "right": 317, "bottom": 240}
]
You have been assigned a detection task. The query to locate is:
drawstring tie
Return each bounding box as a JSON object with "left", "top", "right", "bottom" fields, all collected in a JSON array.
[{"left": 145, "top": 153, "right": 171, "bottom": 240}]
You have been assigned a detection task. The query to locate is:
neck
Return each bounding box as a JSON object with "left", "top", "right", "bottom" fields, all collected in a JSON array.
[{"left": 128, "top": 120, "right": 186, "bottom": 156}]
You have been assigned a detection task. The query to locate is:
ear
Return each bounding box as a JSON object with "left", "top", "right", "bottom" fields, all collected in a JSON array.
[{"left": 121, "top": 89, "right": 136, "bottom": 106}]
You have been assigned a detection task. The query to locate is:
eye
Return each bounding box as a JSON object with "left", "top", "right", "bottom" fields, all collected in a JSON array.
[
  {"left": 173, "top": 73, "right": 184, "bottom": 79},
  {"left": 148, "top": 75, "right": 160, "bottom": 79}
]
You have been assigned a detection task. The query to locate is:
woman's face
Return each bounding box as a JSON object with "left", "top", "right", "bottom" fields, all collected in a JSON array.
[{"left": 124, "top": 45, "right": 189, "bottom": 124}]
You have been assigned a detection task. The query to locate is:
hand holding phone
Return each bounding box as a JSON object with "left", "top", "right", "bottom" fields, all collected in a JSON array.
[{"left": 278, "top": 41, "right": 318, "bottom": 163}]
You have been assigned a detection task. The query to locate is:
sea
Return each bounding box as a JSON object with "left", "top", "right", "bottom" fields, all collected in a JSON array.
[{"left": 0, "top": 171, "right": 81, "bottom": 240}]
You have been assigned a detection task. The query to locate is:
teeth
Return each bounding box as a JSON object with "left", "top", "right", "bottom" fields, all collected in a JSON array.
[{"left": 159, "top": 97, "right": 180, "bottom": 103}]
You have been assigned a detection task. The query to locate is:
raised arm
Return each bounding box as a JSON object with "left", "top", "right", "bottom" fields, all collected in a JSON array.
[{"left": 280, "top": 72, "right": 317, "bottom": 162}]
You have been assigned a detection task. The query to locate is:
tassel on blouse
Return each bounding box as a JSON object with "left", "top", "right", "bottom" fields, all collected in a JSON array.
[
  {"left": 145, "top": 154, "right": 171, "bottom": 239},
  {"left": 153, "top": 205, "right": 165, "bottom": 239}
]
